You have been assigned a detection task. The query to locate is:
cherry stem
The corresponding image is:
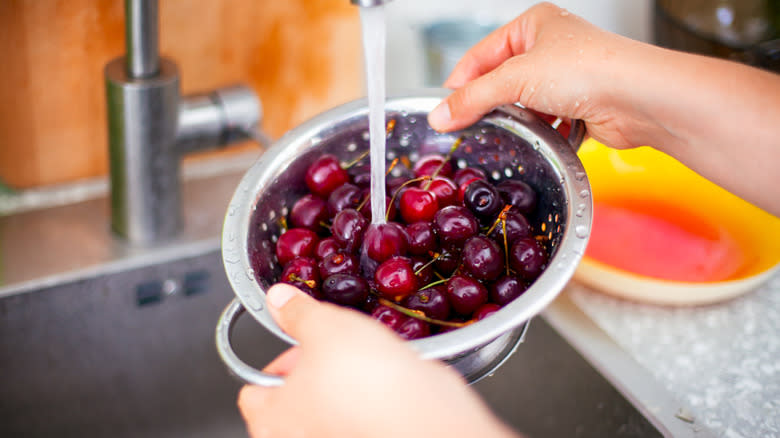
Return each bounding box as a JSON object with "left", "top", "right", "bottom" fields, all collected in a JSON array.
[
  {"left": 356, "top": 193, "right": 370, "bottom": 213},
  {"left": 288, "top": 274, "right": 316, "bottom": 289},
  {"left": 485, "top": 205, "right": 513, "bottom": 236},
  {"left": 419, "top": 277, "right": 448, "bottom": 291},
  {"left": 414, "top": 252, "right": 442, "bottom": 276},
  {"left": 502, "top": 213, "right": 510, "bottom": 276},
  {"left": 424, "top": 136, "right": 463, "bottom": 190},
  {"left": 319, "top": 221, "right": 331, "bottom": 230},
  {"left": 386, "top": 119, "right": 396, "bottom": 136},
  {"left": 377, "top": 297, "right": 467, "bottom": 328},
  {"left": 386, "top": 176, "right": 431, "bottom": 222},
  {"left": 343, "top": 149, "right": 370, "bottom": 169},
  {"left": 386, "top": 158, "right": 399, "bottom": 176},
  {"left": 278, "top": 217, "right": 289, "bottom": 232}
]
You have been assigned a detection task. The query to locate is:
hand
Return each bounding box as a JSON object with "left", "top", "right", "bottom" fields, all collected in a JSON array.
[
  {"left": 428, "top": 2, "right": 780, "bottom": 216},
  {"left": 238, "top": 283, "right": 520, "bottom": 438}
]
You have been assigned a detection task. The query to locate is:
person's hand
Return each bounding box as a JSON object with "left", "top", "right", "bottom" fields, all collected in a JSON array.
[
  {"left": 238, "top": 283, "right": 520, "bottom": 438},
  {"left": 428, "top": 2, "right": 780, "bottom": 216}
]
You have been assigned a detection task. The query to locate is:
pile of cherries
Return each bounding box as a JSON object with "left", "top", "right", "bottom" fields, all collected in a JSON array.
[{"left": 271, "top": 142, "right": 549, "bottom": 340}]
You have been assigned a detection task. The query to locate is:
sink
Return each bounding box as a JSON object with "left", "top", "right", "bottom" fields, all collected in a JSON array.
[{"left": 0, "top": 167, "right": 667, "bottom": 438}]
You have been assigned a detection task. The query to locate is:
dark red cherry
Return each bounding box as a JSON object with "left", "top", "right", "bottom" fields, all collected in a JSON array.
[
  {"left": 400, "top": 187, "right": 438, "bottom": 224},
  {"left": 461, "top": 236, "right": 504, "bottom": 281},
  {"left": 327, "top": 183, "right": 362, "bottom": 216},
  {"left": 434, "top": 249, "right": 461, "bottom": 277},
  {"left": 315, "top": 237, "right": 343, "bottom": 260},
  {"left": 426, "top": 177, "right": 458, "bottom": 208},
  {"left": 405, "top": 222, "right": 436, "bottom": 256},
  {"left": 474, "top": 303, "right": 501, "bottom": 321},
  {"left": 433, "top": 206, "right": 479, "bottom": 247},
  {"left": 289, "top": 194, "right": 328, "bottom": 232},
  {"left": 402, "top": 285, "right": 450, "bottom": 321},
  {"left": 363, "top": 223, "right": 409, "bottom": 263},
  {"left": 276, "top": 228, "right": 319, "bottom": 266},
  {"left": 322, "top": 274, "right": 369, "bottom": 307},
  {"left": 396, "top": 318, "right": 431, "bottom": 340},
  {"left": 457, "top": 177, "right": 482, "bottom": 203},
  {"left": 330, "top": 209, "right": 367, "bottom": 252},
  {"left": 280, "top": 257, "right": 322, "bottom": 299},
  {"left": 453, "top": 167, "right": 487, "bottom": 187},
  {"left": 489, "top": 210, "right": 532, "bottom": 245},
  {"left": 446, "top": 275, "right": 488, "bottom": 316},
  {"left": 374, "top": 257, "right": 418, "bottom": 300},
  {"left": 370, "top": 305, "right": 405, "bottom": 331},
  {"left": 414, "top": 155, "right": 453, "bottom": 179},
  {"left": 318, "top": 252, "right": 358, "bottom": 278},
  {"left": 464, "top": 179, "right": 505, "bottom": 220},
  {"left": 509, "top": 237, "right": 548, "bottom": 281},
  {"left": 490, "top": 275, "right": 528, "bottom": 306},
  {"left": 410, "top": 256, "right": 434, "bottom": 285},
  {"left": 305, "top": 154, "right": 349, "bottom": 198},
  {"left": 353, "top": 172, "right": 371, "bottom": 188},
  {"left": 497, "top": 180, "right": 537, "bottom": 215},
  {"left": 358, "top": 190, "right": 396, "bottom": 222}
]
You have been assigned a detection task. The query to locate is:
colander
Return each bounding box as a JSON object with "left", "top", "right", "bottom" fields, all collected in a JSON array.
[{"left": 216, "top": 89, "right": 592, "bottom": 386}]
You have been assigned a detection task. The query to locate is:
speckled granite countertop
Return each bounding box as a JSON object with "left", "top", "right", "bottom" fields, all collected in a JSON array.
[{"left": 568, "top": 272, "right": 780, "bottom": 438}]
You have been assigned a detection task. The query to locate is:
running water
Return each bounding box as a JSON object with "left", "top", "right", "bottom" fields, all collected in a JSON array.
[{"left": 359, "top": 5, "right": 387, "bottom": 224}]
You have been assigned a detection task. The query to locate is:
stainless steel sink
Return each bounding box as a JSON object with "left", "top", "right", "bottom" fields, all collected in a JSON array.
[{"left": 0, "top": 165, "right": 673, "bottom": 437}]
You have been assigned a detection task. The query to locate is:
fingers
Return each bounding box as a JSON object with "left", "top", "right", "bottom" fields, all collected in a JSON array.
[
  {"left": 429, "top": 56, "right": 532, "bottom": 132},
  {"left": 443, "top": 20, "right": 524, "bottom": 89},
  {"left": 263, "top": 346, "right": 302, "bottom": 375}
]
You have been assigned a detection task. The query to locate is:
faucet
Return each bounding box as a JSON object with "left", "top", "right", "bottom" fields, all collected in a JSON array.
[{"left": 104, "top": 0, "right": 261, "bottom": 245}]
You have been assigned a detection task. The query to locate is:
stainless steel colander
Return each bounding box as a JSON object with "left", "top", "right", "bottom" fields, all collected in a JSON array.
[{"left": 216, "top": 89, "right": 592, "bottom": 386}]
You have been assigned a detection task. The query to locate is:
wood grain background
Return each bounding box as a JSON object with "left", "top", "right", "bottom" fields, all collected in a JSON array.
[{"left": 0, "top": 0, "right": 362, "bottom": 188}]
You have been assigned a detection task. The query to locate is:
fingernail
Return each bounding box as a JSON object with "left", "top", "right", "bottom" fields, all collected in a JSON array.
[
  {"left": 428, "top": 101, "right": 451, "bottom": 129},
  {"left": 267, "top": 284, "right": 297, "bottom": 309}
]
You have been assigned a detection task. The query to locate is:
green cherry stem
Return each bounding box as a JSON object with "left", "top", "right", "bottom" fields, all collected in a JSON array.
[{"left": 377, "top": 297, "right": 468, "bottom": 328}]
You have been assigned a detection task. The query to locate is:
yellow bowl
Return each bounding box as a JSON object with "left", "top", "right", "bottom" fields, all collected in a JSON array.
[{"left": 573, "top": 139, "right": 780, "bottom": 306}]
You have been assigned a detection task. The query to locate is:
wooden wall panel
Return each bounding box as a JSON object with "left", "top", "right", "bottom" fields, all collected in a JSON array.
[{"left": 0, "top": 0, "right": 362, "bottom": 188}]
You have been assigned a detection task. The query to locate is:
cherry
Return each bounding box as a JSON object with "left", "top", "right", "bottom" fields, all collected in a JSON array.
[
  {"left": 353, "top": 172, "right": 371, "bottom": 188},
  {"left": 464, "top": 179, "right": 505, "bottom": 221},
  {"left": 410, "top": 256, "right": 434, "bottom": 285},
  {"left": 462, "top": 236, "right": 504, "bottom": 281},
  {"left": 396, "top": 318, "right": 431, "bottom": 340},
  {"left": 509, "top": 237, "right": 548, "bottom": 281},
  {"left": 497, "top": 180, "right": 537, "bottom": 215},
  {"left": 318, "top": 252, "right": 358, "bottom": 278},
  {"left": 374, "top": 257, "right": 418, "bottom": 300},
  {"left": 280, "top": 257, "right": 322, "bottom": 298},
  {"left": 305, "top": 154, "right": 349, "bottom": 198},
  {"left": 400, "top": 187, "right": 438, "bottom": 223},
  {"left": 434, "top": 249, "right": 461, "bottom": 276},
  {"left": 315, "top": 237, "right": 343, "bottom": 260},
  {"left": 453, "top": 167, "right": 487, "bottom": 187},
  {"left": 327, "top": 183, "right": 362, "bottom": 215},
  {"left": 426, "top": 177, "right": 458, "bottom": 208},
  {"left": 433, "top": 206, "right": 479, "bottom": 247},
  {"left": 405, "top": 222, "right": 436, "bottom": 256},
  {"left": 414, "top": 155, "right": 453, "bottom": 179},
  {"left": 363, "top": 223, "right": 409, "bottom": 263},
  {"left": 322, "top": 274, "right": 369, "bottom": 307},
  {"left": 330, "top": 209, "right": 367, "bottom": 252},
  {"left": 457, "top": 177, "right": 482, "bottom": 203},
  {"left": 402, "top": 285, "right": 450, "bottom": 320},
  {"left": 489, "top": 275, "right": 528, "bottom": 306},
  {"left": 358, "top": 191, "right": 396, "bottom": 222},
  {"left": 276, "top": 228, "right": 319, "bottom": 266},
  {"left": 474, "top": 303, "right": 501, "bottom": 321},
  {"left": 289, "top": 194, "right": 328, "bottom": 232},
  {"left": 489, "top": 210, "right": 532, "bottom": 245},
  {"left": 370, "top": 305, "right": 405, "bottom": 331},
  {"left": 446, "top": 275, "right": 488, "bottom": 316}
]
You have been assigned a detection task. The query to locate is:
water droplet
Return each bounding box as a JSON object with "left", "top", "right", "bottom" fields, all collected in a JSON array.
[
  {"left": 261, "top": 223, "right": 268, "bottom": 231},
  {"left": 399, "top": 137, "right": 410, "bottom": 147},
  {"left": 560, "top": 10, "right": 569, "bottom": 16},
  {"left": 575, "top": 225, "right": 589, "bottom": 238},
  {"left": 408, "top": 116, "right": 417, "bottom": 124},
  {"left": 387, "top": 150, "right": 396, "bottom": 160},
  {"left": 362, "top": 131, "right": 370, "bottom": 141},
  {"left": 457, "top": 159, "right": 467, "bottom": 169},
  {"left": 246, "top": 268, "right": 256, "bottom": 280},
  {"left": 575, "top": 171, "right": 586, "bottom": 181},
  {"left": 347, "top": 142, "right": 357, "bottom": 152},
  {"left": 579, "top": 189, "right": 590, "bottom": 198}
]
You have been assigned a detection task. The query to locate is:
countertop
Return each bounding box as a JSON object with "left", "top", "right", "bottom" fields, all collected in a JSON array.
[{"left": 566, "top": 272, "right": 780, "bottom": 438}]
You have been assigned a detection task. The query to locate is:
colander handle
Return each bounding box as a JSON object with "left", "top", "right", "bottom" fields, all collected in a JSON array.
[
  {"left": 566, "top": 119, "right": 587, "bottom": 152},
  {"left": 216, "top": 298, "right": 286, "bottom": 387}
]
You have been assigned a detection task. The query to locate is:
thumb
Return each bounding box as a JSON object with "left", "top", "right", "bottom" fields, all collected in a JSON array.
[
  {"left": 428, "top": 54, "right": 537, "bottom": 133},
  {"left": 265, "top": 283, "right": 371, "bottom": 345}
]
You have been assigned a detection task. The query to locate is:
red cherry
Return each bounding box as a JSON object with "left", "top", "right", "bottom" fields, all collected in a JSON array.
[
  {"left": 457, "top": 177, "right": 482, "bottom": 203},
  {"left": 275, "top": 228, "right": 319, "bottom": 266},
  {"left": 399, "top": 187, "right": 438, "bottom": 223},
  {"left": 374, "top": 257, "right": 418, "bottom": 300},
  {"left": 305, "top": 154, "right": 349, "bottom": 198},
  {"left": 363, "top": 223, "right": 409, "bottom": 263},
  {"left": 426, "top": 177, "right": 458, "bottom": 208},
  {"left": 414, "top": 155, "right": 453, "bottom": 178}
]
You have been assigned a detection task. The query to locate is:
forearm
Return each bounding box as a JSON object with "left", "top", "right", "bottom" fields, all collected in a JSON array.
[{"left": 613, "top": 44, "right": 780, "bottom": 216}]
